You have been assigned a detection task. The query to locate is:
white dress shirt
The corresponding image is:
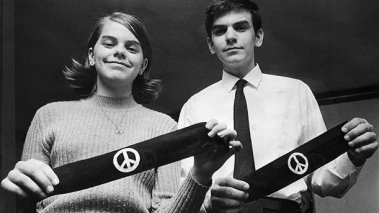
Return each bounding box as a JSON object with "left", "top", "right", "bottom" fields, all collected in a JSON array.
[{"left": 178, "top": 64, "right": 361, "bottom": 204}]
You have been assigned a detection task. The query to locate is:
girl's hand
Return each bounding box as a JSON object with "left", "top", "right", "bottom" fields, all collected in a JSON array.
[
  {"left": 191, "top": 119, "right": 242, "bottom": 185},
  {"left": 1, "top": 159, "right": 59, "bottom": 199}
]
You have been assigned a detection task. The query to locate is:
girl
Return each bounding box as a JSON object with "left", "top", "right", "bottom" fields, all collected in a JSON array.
[{"left": 1, "top": 12, "right": 241, "bottom": 213}]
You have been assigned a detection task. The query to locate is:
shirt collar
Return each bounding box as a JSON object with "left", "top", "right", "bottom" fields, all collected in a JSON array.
[{"left": 221, "top": 64, "right": 263, "bottom": 92}]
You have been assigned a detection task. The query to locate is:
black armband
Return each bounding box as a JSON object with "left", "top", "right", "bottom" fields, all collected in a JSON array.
[
  {"left": 51, "top": 122, "right": 227, "bottom": 196},
  {"left": 243, "top": 121, "right": 349, "bottom": 202}
]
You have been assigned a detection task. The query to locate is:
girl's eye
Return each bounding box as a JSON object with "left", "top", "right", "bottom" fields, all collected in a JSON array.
[
  {"left": 127, "top": 45, "right": 139, "bottom": 53},
  {"left": 128, "top": 47, "right": 137, "bottom": 51},
  {"left": 103, "top": 41, "right": 115, "bottom": 47}
]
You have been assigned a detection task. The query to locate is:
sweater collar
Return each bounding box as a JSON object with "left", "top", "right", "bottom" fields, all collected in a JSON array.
[{"left": 88, "top": 94, "right": 139, "bottom": 110}]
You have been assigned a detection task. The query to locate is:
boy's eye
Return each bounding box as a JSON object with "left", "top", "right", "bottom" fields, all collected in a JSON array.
[
  {"left": 234, "top": 24, "right": 249, "bottom": 31},
  {"left": 212, "top": 27, "right": 226, "bottom": 36}
]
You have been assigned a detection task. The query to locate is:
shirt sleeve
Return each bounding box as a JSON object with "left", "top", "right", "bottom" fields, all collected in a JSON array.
[
  {"left": 178, "top": 98, "right": 197, "bottom": 129},
  {"left": 300, "top": 83, "right": 362, "bottom": 198},
  {"left": 178, "top": 99, "right": 197, "bottom": 184}
]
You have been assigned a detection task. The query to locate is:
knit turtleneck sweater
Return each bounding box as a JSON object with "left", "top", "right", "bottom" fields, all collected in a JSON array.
[{"left": 22, "top": 94, "right": 209, "bottom": 213}]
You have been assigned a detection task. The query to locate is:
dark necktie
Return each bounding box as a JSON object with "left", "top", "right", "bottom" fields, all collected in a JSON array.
[{"left": 233, "top": 79, "right": 255, "bottom": 179}]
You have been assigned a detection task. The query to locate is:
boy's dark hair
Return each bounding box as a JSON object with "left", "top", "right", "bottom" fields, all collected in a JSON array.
[{"left": 205, "top": 0, "right": 262, "bottom": 38}]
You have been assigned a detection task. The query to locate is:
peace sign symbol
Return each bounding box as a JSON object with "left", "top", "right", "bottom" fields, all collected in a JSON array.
[
  {"left": 113, "top": 148, "right": 140, "bottom": 173},
  {"left": 287, "top": 152, "right": 309, "bottom": 175}
]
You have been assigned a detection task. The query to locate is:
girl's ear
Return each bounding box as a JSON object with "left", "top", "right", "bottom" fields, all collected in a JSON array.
[
  {"left": 88, "top": 47, "right": 95, "bottom": 66},
  {"left": 139, "top": 58, "right": 148, "bottom": 75}
]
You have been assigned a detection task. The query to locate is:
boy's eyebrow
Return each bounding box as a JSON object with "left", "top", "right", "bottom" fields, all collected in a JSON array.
[
  {"left": 233, "top": 20, "right": 250, "bottom": 26},
  {"left": 212, "top": 20, "right": 250, "bottom": 30},
  {"left": 211, "top": 25, "right": 226, "bottom": 31}
]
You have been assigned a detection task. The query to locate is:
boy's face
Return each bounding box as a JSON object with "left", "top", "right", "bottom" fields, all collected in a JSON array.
[{"left": 208, "top": 9, "right": 263, "bottom": 76}]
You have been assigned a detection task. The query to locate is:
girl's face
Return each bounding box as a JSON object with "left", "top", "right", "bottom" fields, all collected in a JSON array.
[{"left": 88, "top": 20, "right": 147, "bottom": 95}]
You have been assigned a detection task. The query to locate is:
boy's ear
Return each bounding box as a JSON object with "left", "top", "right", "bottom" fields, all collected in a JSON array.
[
  {"left": 255, "top": 29, "right": 264, "bottom": 47},
  {"left": 207, "top": 37, "right": 216, "bottom": 54}
]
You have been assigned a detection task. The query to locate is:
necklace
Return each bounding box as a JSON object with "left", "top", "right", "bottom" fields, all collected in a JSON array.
[{"left": 96, "top": 96, "right": 130, "bottom": 135}]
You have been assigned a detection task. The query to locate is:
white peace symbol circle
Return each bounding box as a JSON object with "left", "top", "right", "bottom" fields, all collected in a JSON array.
[
  {"left": 287, "top": 152, "right": 309, "bottom": 175},
  {"left": 113, "top": 148, "right": 140, "bottom": 173}
]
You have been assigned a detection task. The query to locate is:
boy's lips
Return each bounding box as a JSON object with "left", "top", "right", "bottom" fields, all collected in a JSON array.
[{"left": 223, "top": 46, "right": 243, "bottom": 52}]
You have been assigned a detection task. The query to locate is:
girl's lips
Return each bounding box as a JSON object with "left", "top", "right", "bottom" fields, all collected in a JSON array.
[{"left": 106, "top": 61, "right": 131, "bottom": 68}]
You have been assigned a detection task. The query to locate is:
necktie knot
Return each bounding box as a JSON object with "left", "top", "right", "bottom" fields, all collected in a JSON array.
[{"left": 236, "top": 79, "right": 247, "bottom": 90}]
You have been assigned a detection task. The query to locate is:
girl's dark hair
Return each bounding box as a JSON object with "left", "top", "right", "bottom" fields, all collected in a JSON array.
[
  {"left": 205, "top": 0, "right": 262, "bottom": 38},
  {"left": 63, "top": 12, "right": 161, "bottom": 104}
]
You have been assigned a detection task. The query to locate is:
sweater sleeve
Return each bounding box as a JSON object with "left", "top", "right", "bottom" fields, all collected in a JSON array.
[
  {"left": 151, "top": 118, "right": 210, "bottom": 213},
  {"left": 152, "top": 162, "right": 210, "bottom": 213},
  {"left": 21, "top": 106, "right": 54, "bottom": 165}
]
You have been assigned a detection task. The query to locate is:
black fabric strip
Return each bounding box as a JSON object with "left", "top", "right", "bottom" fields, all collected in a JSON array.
[
  {"left": 243, "top": 121, "right": 349, "bottom": 202},
  {"left": 51, "top": 122, "right": 227, "bottom": 196}
]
